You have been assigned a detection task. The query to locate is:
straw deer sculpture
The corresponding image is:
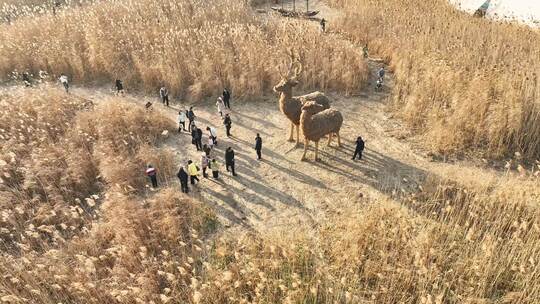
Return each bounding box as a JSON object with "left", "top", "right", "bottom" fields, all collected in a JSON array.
[
  {"left": 300, "top": 101, "right": 343, "bottom": 161},
  {"left": 273, "top": 53, "right": 331, "bottom": 145}
]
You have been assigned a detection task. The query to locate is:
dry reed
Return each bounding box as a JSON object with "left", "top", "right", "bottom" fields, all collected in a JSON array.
[
  {"left": 0, "top": 0, "right": 367, "bottom": 100},
  {"left": 329, "top": 0, "right": 540, "bottom": 160}
]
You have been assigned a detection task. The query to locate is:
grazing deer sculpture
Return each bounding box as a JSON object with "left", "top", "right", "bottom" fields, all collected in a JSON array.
[{"left": 300, "top": 101, "right": 343, "bottom": 161}]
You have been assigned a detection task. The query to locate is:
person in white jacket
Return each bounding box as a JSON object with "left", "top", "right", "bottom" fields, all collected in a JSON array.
[
  {"left": 59, "top": 74, "right": 69, "bottom": 93},
  {"left": 178, "top": 110, "right": 187, "bottom": 132},
  {"left": 206, "top": 126, "right": 218, "bottom": 146},
  {"left": 216, "top": 96, "right": 225, "bottom": 118}
]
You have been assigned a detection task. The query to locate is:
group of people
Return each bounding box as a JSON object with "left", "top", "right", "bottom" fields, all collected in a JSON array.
[
  {"left": 148, "top": 132, "right": 362, "bottom": 193},
  {"left": 146, "top": 88, "right": 266, "bottom": 194},
  {"left": 52, "top": 74, "right": 366, "bottom": 194}
]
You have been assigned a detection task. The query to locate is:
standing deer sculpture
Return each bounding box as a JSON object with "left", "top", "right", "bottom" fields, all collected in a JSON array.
[
  {"left": 300, "top": 101, "right": 343, "bottom": 161},
  {"left": 273, "top": 53, "right": 331, "bottom": 145}
]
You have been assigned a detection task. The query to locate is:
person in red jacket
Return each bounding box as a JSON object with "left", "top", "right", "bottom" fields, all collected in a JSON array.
[{"left": 146, "top": 164, "right": 158, "bottom": 188}]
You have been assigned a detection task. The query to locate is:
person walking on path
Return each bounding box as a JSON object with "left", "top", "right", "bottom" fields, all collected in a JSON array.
[
  {"left": 200, "top": 153, "right": 209, "bottom": 178},
  {"left": 187, "top": 107, "right": 196, "bottom": 132},
  {"left": 320, "top": 18, "right": 326, "bottom": 33},
  {"left": 203, "top": 144, "right": 211, "bottom": 158},
  {"left": 352, "top": 136, "right": 365, "bottom": 160},
  {"left": 59, "top": 74, "right": 69, "bottom": 93},
  {"left": 159, "top": 86, "right": 169, "bottom": 107},
  {"left": 222, "top": 88, "right": 231, "bottom": 109},
  {"left": 189, "top": 119, "right": 196, "bottom": 133},
  {"left": 196, "top": 126, "right": 203, "bottom": 151},
  {"left": 145, "top": 164, "right": 158, "bottom": 188},
  {"left": 225, "top": 147, "right": 237, "bottom": 176},
  {"left": 191, "top": 125, "right": 201, "bottom": 151},
  {"left": 255, "top": 133, "right": 262, "bottom": 160},
  {"left": 22, "top": 72, "right": 31, "bottom": 87},
  {"left": 216, "top": 96, "right": 226, "bottom": 118},
  {"left": 377, "top": 67, "right": 385, "bottom": 83},
  {"left": 207, "top": 126, "right": 218, "bottom": 146},
  {"left": 208, "top": 135, "right": 215, "bottom": 150},
  {"left": 375, "top": 78, "right": 383, "bottom": 91},
  {"left": 209, "top": 159, "right": 220, "bottom": 179},
  {"left": 177, "top": 166, "right": 189, "bottom": 193},
  {"left": 178, "top": 110, "right": 187, "bottom": 132},
  {"left": 187, "top": 160, "right": 200, "bottom": 185},
  {"left": 223, "top": 114, "right": 232, "bottom": 137},
  {"left": 115, "top": 79, "right": 124, "bottom": 95}
]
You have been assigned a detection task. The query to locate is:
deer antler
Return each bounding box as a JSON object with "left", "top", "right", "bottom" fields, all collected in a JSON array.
[
  {"left": 293, "top": 61, "right": 303, "bottom": 79},
  {"left": 286, "top": 48, "right": 295, "bottom": 77},
  {"left": 276, "top": 48, "right": 303, "bottom": 79},
  {"left": 276, "top": 48, "right": 291, "bottom": 78},
  {"left": 277, "top": 60, "right": 286, "bottom": 78},
  {"left": 292, "top": 50, "right": 304, "bottom": 79}
]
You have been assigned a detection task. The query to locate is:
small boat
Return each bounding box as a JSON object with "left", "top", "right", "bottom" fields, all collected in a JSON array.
[{"left": 270, "top": 7, "right": 319, "bottom": 18}]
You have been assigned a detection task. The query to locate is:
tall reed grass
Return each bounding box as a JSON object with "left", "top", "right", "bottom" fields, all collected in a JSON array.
[
  {"left": 1, "top": 87, "right": 216, "bottom": 303},
  {"left": 2, "top": 1, "right": 539, "bottom": 303},
  {"left": 0, "top": 87, "right": 174, "bottom": 253},
  {"left": 202, "top": 182, "right": 540, "bottom": 303},
  {"left": 0, "top": 0, "right": 367, "bottom": 100},
  {"left": 329, "top": 0, "right": 540, "bottom": 160},
  {"left": 0, "top": 0, "right": 93, "bottom": 23}
]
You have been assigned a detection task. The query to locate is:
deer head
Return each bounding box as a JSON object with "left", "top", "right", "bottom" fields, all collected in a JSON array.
[
  {"left": 301, "top": 101, "right": 325, "bottom": 115},
  {"left": 273, "top": 50, "right": 303, "bottom": 93}
]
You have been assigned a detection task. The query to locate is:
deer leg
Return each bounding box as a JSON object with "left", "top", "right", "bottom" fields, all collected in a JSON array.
[
  {"left": 296, "top": 125, "right": 300, "bottom": 146},
  {"left": 314, "top": 141, "right": 319, "bottom": 161},
  {"left": 301, "top": 139, "right": 309, "bottom": 161},
  {"left": 288, "top": 122, "right": 294, "bottom": 142},
  {"left": 337, "top": 132, "right": 342, "bottom": 147},
  {"left": 327, "top": 133, "right": 332, "bottom": 146}
]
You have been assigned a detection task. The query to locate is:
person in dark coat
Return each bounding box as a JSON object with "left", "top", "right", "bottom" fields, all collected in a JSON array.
[
  {"left": 352, "top": 136, "right": 365, "bottom": 160},
  {"left": 320, "top": 18, "right": 326, "bottom": 32},
  {"left": 159, "top": 86, "right": 169, "bottom": 106},
  {"left": 222, "top": 88, "right": 231, "bottom": 109},
  {"left": 255, "top": 133, "right": 262, "bottom": 160},
  {"left": 196, "top": 127, "right": 203, "bottom": 151},
  {"left": 177, "top": 166, "right": 189, "bottom": 193},
  {"left": 377, "top": 67, "right": 385, "bottom": 83},
  {"left": 225, "top": 147, "right": 236, "bottom": 176},
  {"left": 191, "top": 125, "right": 201, "bottom": 151},
  {"left": 202, "top": 144, "right": 211, "bottom": 157},
  {"left": 187, "top": 107, "right": 195, "bottom": 131},
  {"left": 145, "top": 164, "right": 158, "bottom": 188},
  {"left": 223, "top": 114, "right": 232, "bottom": 137},
  {"left": 22, "top": 72, "right": 31, "bottom": 87},
  {"left": 115, "top": 79, "right": 124, "bottom": 95}
]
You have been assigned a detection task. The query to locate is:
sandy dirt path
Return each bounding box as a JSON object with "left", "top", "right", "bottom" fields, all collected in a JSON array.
[
  {"left": 59, "top": 0, "right": 427, "bottom": 236},
  {"left": 72, "top": 68, "right": 425, "bottom": 238}
]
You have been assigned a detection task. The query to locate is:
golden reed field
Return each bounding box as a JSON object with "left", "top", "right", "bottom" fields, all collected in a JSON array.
[
  {"left": 0, "top": 0, "right": 366, "bottom": 99},
  {"left": 329, "top": 0, "right": 540, "bottom": 160},
  {"left": 1, "top": 0, "right": 539, "bottom": 303}
]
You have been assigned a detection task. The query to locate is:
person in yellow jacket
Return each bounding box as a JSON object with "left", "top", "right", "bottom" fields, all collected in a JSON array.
[
  {"left": 187, "top": 160, "right": 200, "bottom": 185},
  {"left": 209, "top": 158, "right": 220, "bottom": 179}
]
